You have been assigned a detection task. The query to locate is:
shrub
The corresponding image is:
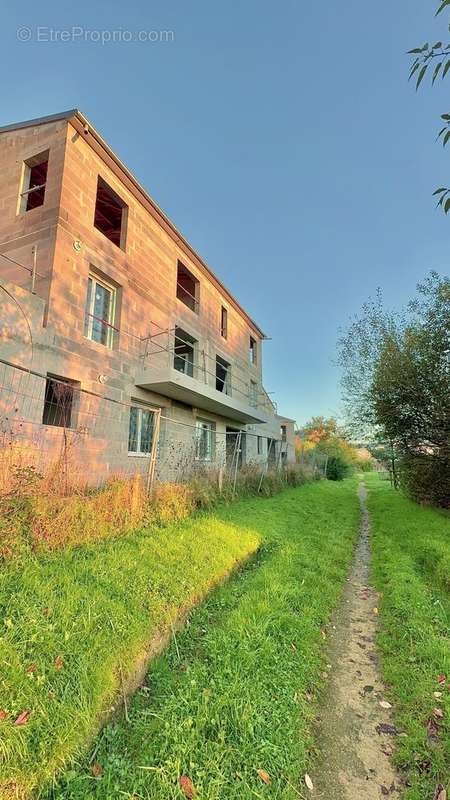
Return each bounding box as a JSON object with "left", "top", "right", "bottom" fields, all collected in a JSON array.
[
  {"left": 315, "top": 438, "right": 355, "bottom": 481},
  {"left": 354, "top": 458, "right": 374, "bottom": 473},
  {"left": 325, "top": 455, "right": 353, "bottom": 481},
  {"left": 399, "top": 451, "right": 450, "bottom": 508}
]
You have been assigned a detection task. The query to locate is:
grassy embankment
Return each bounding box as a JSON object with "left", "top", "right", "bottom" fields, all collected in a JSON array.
[
  {"left": 44, "top": 479, "right": 360, "bottom": 800},
  {"left": 1, "top": 510, "right": 259, "bottom": 798},
  {"left": 367, "top": 473, "right": 450, "bottom": 800}
]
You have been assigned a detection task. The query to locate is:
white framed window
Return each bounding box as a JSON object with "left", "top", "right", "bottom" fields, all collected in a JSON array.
[
  {"left": 174, "top": 327, "right": 196, "bottom": 377},
  {"left": 128, "top": 406, "right": 155, "bottom": 455},
  {"left": 195, "top": 418, "right": 215, "bottom": 461},
  {"left": 84, "top": 273, "right": 117, "bottom": 348}
]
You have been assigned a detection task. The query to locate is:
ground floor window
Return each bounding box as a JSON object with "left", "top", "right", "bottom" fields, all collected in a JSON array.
[
  {"left": 128, "top": 406, "right": 155, "bottom": 455},
  {"left": 195, "top": 418, "right": 215, "bottom": 461},
  {"left": 42, "top": 375, "right": 78, "bottom": 428}
]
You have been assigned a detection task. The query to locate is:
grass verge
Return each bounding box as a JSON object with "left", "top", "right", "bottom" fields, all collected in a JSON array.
[
  {"left": 0, "top": 510, "right": 260, "bottom": 798},
  {"left": 366, "top": 473, "right": 450, "bottom": 800},
  {"left": 47, "top": 479, "right": 360, "bottom": 800}
]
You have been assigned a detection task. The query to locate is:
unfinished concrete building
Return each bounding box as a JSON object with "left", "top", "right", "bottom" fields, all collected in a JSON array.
[{"left": 0, "top": 110, "right": 295, "bottom": 483}]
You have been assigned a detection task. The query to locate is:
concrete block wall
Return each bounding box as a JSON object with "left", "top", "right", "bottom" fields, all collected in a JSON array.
[{"left": 0, "top": 112, "right": 290, "bottom": 485}]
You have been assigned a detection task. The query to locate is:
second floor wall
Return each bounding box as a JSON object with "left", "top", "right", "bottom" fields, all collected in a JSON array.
[{"left": 0, "top": 114, "right": 270, "bottom": 413}]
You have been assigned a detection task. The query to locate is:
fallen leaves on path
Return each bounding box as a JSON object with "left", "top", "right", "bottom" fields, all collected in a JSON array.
[
  {"left": 179, "top": 775, "right": 196, "bottom": 798},
  {"left": 437, "top": 674, "right": 446, "bottom": 685},
  {"left": 304, "top": 773, "right": 314, "bottom": 791},
  {"left": 433, "top": 707, "right": 444, "bottom": 719},
  {"left": 14, "top": 710, "right": 30, "bottom": 726},
  {"left": 376, "top": 722, "right": 398, "bottom": 736},
  {"left": 379, "top": 700, "right": 392, "bottom": 709},
  {"left": 433, "top": 785, "right": 447, "bottom": 800},
  {"left": 91, "top": 762, "right": 103, "bottom": 778},
  {"left": 257, "top": 769, "right": 270, "bottom": 785}
]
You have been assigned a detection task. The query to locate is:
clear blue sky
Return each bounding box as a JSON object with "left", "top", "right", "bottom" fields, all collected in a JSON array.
[{"left": 1, "top": 1, "right": 448, "bottom": 425}]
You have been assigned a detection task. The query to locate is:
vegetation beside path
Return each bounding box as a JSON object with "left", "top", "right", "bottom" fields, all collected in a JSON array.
[
  {"left": 0, "top": 507, "right": 260, "bottom": 798},
  {"left": 47, "top": 479, "right": 360, "bottom": 800},
  {"left": 367, "top": 473, "right": 450, "bottom": 800}
]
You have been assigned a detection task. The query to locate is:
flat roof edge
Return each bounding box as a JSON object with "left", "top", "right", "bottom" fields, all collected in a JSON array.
[{"left": 0, "top": 109, "right": 79, "bottom": 135}]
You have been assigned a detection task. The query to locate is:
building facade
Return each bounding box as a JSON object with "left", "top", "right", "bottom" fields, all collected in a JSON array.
[{"left": 0, "top": 110, "right": 295, "bottom": 484}]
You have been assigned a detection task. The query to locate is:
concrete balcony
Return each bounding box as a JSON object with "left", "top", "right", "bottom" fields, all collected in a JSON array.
[{"left": 135, "top": 364, "right": 271, "bottom": 425}]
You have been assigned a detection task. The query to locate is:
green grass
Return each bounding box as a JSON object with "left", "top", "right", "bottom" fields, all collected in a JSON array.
[
  {"left": 366, "top": 473, "right": 450, "bottom": 800},
  {"left": 0, "top": 509, "right": 260, "bottom": 798},
  {"left": 45, "top": 479, "right": 360, "bottom": 800}
]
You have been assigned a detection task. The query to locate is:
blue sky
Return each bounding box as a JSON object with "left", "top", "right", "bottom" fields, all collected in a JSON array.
[{"left": 1, "top": 1, "right": 449, "bottom": 425}]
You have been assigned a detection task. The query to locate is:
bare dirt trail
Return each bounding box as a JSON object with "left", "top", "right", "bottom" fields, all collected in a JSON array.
[{"left": 311, "top": 483, "right": 402, "bottom": 799}]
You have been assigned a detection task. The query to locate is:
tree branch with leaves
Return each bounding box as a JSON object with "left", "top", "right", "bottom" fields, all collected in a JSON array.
[{"left": 408, "top": 0, "right": 450, "bottom": 211}]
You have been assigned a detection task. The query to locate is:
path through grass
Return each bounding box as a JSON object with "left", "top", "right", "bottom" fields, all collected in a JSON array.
[
  {"left": 48, "top": 479, "right": 360, "bottom": 800},
  {"left": 367, "top": 474, "right": 450, "bottom": 800}
]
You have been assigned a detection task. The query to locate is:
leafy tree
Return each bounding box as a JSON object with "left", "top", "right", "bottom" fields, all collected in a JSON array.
[
  {"left": 296, "top": 416, "right": 339, "bottom": 444},
  {"left": 337, "top": 272, "right": 450, "bottom": 505}
]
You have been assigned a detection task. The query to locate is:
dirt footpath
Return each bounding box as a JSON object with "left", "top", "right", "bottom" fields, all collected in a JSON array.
[{"left": 312, "top": 484, "right": 401, "bottom": 799}]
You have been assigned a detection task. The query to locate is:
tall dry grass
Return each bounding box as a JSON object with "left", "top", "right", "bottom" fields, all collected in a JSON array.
[{"left": 0, "top": 440, "right": 318, "bottom": 559}]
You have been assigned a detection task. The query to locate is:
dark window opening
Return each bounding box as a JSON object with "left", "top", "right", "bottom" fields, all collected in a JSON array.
[
  {"left": 220, "top": 306, "right": 228, "bottom": 338},
  {"left": 267, "top": 438, "right": 277, "bottom": 468},
  {"left": 249, "top": 336, "right": 257, "bottom": 365},
  {"left": 177, "top": 261, "right": 199, "bottom": 312},
  {"left": 281, "top": 424, "right": 287, "bottom": 442},
  {"left": 216, "top": 355, "right": 231, "bottom": 394},
  {"left": 174, "top": 327, "right": 196, "bottom": 377},
  {"left": 257, "top": 435, "right": 263, "bottom": 455},
  {"left": 21, "top": 151, "right": 49, "bottom": 212},
  {"left": 42, "top": 375, "right": 78, "bottom": 428},
  {"left": 94, "top": 177, "right": 126, "bottom": 248}
]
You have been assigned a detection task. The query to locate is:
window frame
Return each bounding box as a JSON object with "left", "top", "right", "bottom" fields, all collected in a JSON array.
[
  {"left": 215, "top": 354, "right": 232, "bottom": 395},
  {"left": 84, "top": 272, "right": 117, "bottom": 349},
  {"left": 220, "top": 306, "right": 228, "bottom": 339},
  {"left": 257, "top": 435, "right": 263, "bottom": 455},
  {"left": 93, "top": 176, "right": 127, "bottom": 250},
  {"left": 173, "top": 327, "right": 197, "bottom": 378},
  {"left": 42, "top": 374, "right": 79, "bottom": 429},
  {"left": 195, "top": 418, "right": 215, "bottom": 462},
  {"left": 18, "top": 150, "right": 49, "bottom": 214},
  {"left": 176, "top": 261, "right": 200, "bottom": 313},
  {"left": 128, "top": 404, "right": 156, "bottom": 457},
  {"left": 249, "top": 336, "right": 257, "bottom": 366}
]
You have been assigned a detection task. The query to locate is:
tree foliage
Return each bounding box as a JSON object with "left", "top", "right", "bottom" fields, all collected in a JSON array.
[
  {"left": 337, "top": 272, "right": 450, "bottom": 505},
  {"left": 408, "top": 1, "right": 450, "bottom": 210}
]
